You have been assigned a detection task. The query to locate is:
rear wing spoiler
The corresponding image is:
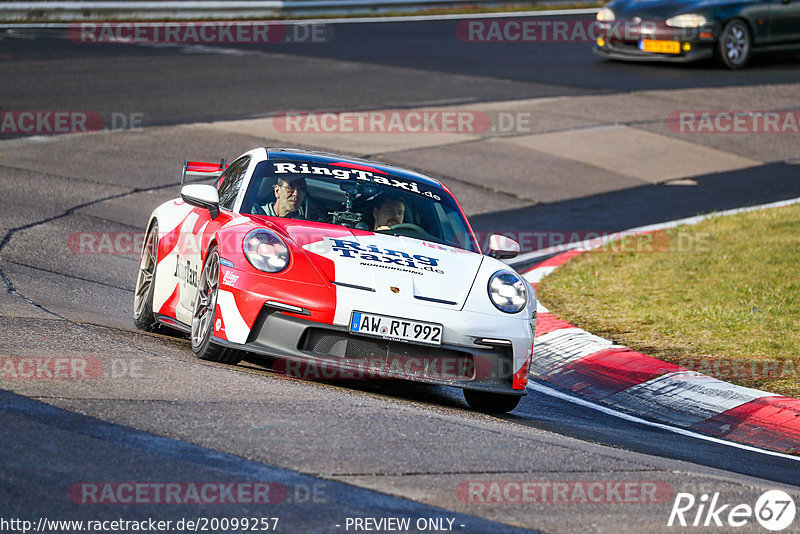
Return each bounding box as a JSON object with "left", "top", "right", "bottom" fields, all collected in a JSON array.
[{"left": 180, "top": 158, "right": 227, "bottom": 185}]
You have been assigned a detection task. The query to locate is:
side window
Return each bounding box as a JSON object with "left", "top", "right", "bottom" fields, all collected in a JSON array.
[{"left": 217, "top": 157, "right": 250, "bottom": 210}]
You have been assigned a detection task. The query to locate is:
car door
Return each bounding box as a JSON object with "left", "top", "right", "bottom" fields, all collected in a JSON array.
[
  {"left": 769, "top": 0, "right": 800, "bottom": 44},
  {"left": 175, "top": 156, "right": 251, "bottom": 320}
]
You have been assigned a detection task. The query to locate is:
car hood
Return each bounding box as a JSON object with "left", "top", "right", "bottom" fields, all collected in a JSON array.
[
  {"left": 273, "top": 221, "right": 484, "bottom": 309},
  {"left": 608, "top": 0, "right": 725, "bottom": 19}
]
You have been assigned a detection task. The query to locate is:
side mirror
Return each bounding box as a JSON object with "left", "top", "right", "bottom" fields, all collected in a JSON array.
[
  {"left": 181, "top": 184, "right": 220, "bottom": 220},
  {"left": 487, "top": 234, "right": 520, "bottom": 260}
]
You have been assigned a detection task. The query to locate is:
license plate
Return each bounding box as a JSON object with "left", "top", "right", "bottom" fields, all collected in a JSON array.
[
  {"left": 640, "top": 39, "right": 681, "bottom": 54},
  {"left": 349, "top": 312, "right": 442, "bottom": 346}
]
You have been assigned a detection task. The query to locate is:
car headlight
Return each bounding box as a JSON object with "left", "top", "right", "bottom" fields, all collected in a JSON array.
[
  {"left": 488, "top": 270, "right": 527, "bottom": 314},
  {"left": 666, "top": 14, "right": 707, "bottom": 27},
  {"left": 596, "top": 7, "right": 615, "bottom": 21},
  {"left": 243, "top": 229, "right": 290, "bottom": 272}
]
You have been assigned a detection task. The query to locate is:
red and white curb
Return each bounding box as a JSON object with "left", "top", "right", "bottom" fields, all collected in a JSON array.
[{"left": 522, "top": 197, "right": 800, "bottom": 456}]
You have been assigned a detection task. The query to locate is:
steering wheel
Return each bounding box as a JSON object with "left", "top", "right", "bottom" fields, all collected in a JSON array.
[{"left": 386, "top": 223, "right": 436, "bottom": 240}]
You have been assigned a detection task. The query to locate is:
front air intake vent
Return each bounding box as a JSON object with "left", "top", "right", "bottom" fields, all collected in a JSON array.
[{"left": 300, "top": 328, "right": 475, "bottom": 380}]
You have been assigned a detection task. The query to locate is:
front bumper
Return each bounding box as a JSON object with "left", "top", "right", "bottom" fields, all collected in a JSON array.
[
  {"left": 214, "top": 309, "right": 528, "bottom": 396},
  {"left": 593, "top": 44, "right": 713, "bottom": 62},
  {"left": 593, "top": 20, "right": 716, "bottom": 63}
]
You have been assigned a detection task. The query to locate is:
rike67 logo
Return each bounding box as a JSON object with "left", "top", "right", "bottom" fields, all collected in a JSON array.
[{"left": 668, "top": 490, "right": 796, "bottom": 531}]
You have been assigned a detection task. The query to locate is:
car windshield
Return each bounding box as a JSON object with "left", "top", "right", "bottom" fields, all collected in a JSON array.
[{"left": 240, "top": 160, "right": 479, "bottom": 253}]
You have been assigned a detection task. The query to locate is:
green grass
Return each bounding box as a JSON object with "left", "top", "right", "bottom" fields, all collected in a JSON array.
[{"left": 537, "top": 203, "right": 800, "bottom": 398}]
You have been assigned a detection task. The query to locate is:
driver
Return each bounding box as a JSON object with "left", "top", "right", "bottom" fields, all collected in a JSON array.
[
  {"left": 373, "top": 195, "right": 406, "bottom": 231},
  {"left": 263, "top": 177, "right": 322, "bottom": 220}
]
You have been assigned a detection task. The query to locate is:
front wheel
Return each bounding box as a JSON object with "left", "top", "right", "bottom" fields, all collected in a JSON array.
[
  {"left": 716, "top": 20, "right": 751, "bottom": 69},
  {"left": 191, "top": 247, "right": 242, "bottom": 365},
  {"left": 133, "top": 222, "right": 161, "bottom": 332},
  {"left": 464, "top": 389, "right": 521, "bottom": 414}
]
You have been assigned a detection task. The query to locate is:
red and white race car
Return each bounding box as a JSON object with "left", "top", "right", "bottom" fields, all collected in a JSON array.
[{"left": 133, "top": 148, "right": 536, "bottom": 413}]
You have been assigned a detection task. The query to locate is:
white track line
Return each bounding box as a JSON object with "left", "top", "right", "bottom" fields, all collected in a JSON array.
[{"left": 527, "top": 380, "right": 800, "bottom": 462}]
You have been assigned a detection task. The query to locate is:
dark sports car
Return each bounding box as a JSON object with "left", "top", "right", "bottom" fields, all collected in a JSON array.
[{"left": 593, "top": 0, "right": 800, "bottom": 68}]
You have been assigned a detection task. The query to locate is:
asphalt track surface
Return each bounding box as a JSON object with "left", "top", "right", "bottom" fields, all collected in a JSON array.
[
  {"left": 2, "top": 12, "right": 800, "bottom": 534},
  {"left": 2, "top": 13, "right": 800, "bottom": 128}
]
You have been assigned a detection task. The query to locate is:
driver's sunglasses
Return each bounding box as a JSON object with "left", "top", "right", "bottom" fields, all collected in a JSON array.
[{"left": 279, "top": 183, "right": 306, "bottom": 195}]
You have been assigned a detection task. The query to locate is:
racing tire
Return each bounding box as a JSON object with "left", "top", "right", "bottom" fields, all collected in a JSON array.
[
  {"left": 463, "top": 389, "right": 522, "bottom": 414},
  {"left": 133, "top": 222, "right": 162, "bottom": 332},
  {"left": 191, "top": 246, "right": 243, "bottom": 365},
  {"left": 715, "top": 20, "right": 751, "bottom": 70}
]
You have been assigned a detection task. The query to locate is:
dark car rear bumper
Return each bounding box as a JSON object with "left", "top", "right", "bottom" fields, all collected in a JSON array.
[{"left": 213, "top": 309, "right": 526, "bottom": 396}]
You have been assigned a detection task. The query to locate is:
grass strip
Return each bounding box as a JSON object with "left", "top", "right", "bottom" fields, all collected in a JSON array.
[{"left": 537, "top": 203, "right": 800, "bottom": 398}]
